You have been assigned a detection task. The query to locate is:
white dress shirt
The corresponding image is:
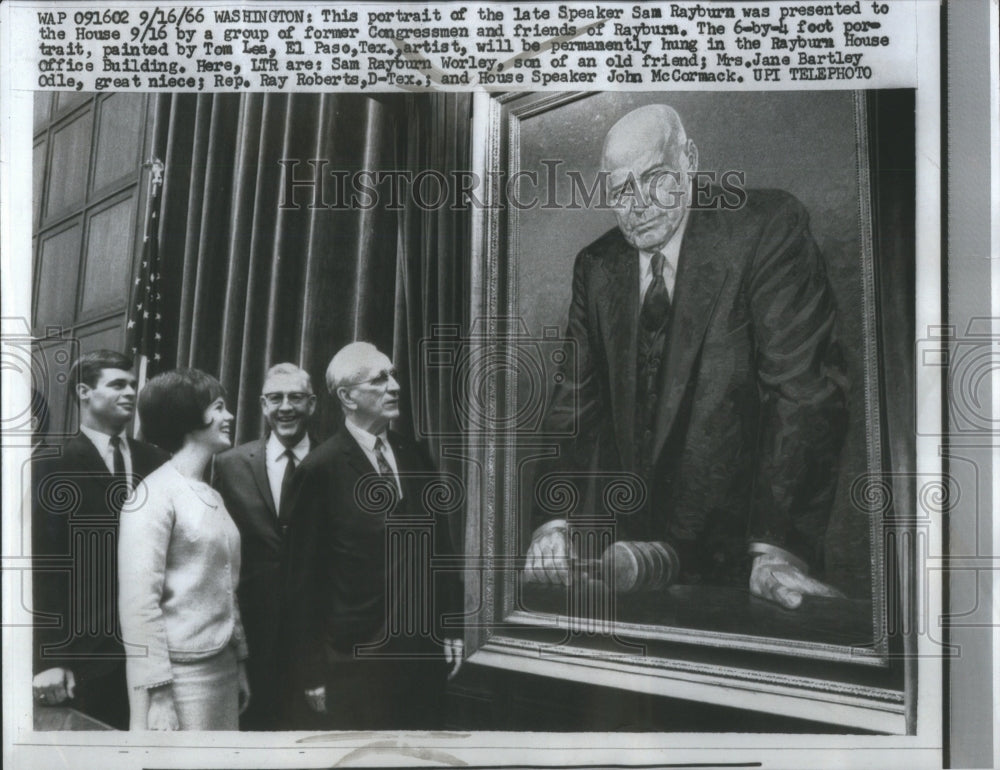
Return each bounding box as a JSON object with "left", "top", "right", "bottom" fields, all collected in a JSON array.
[
  {"left": 344, "top": 419, "right": 401, "bottom": 494},
  {"left": 80, "top": 424, "right": 133, "bottom": 489},
  {"left": 638, "top": 206, "right": 690, "bottom": 302},
  {"left": 265, "top": 432, "right": 310, "bottom": 515}
]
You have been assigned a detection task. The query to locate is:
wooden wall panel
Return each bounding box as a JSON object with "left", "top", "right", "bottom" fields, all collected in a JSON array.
[
  {"left": 45, "top": 112, "right": 93, "bottom": 220},
  {"left": 55, "top": 90, "right": 90, "bottom": 115},
  {"left": 33, "top": 92, "right": 52, "bottom": 131},
  {"left": 32, "top": 139, "right": 45, "bottom": 230},
  {"left": 80, "top": 196, "right": 135, "bottom": 318},
  {"left": 32, "top": 92, "right": 153, "bottom": 437},
  {"left": 92, "top": 94, "right": 145, "bottom": 193},
  {"left": 35, "top": 223, "right": 82, "bottom": 327}
]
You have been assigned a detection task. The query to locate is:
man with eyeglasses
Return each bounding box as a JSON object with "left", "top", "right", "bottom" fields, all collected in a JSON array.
[
  {"left": 283, "top": 342, "right": 463, "bottom": 730},
  {"left": 213, "top": 362, "right": 317, "bottom": 730}
]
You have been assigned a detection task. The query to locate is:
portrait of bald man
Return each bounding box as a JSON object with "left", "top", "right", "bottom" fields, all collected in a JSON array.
[
  {"left": 524, "top": 104, "right": 848, "bottom": 609},
  {"left": 282, "top": 342, "right": 462, "bottom": 730},
  {"left": 213, "top": 363, "right": 317, "bottom": 730}
]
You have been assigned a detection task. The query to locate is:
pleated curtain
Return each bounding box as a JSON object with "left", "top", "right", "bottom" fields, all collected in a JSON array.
[
  {"left": 149, "top": 92, "right": 469, "bottom": 437},
  {"left": 147, "top": 92, "right": 472, "bottom": 546}
]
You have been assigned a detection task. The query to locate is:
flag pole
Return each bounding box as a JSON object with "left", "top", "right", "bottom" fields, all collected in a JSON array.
[
  {"left": 131, "top": 157, "right": 165, "bottom": 439},
  {"left": 141, "top": 157, "right": 164, "bottom": 240}
]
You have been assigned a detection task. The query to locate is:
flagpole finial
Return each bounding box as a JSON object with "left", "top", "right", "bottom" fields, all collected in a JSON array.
[
  {"left": 144, "top": 157, "right": 165, "bottom": 187},
  {"left": 142, "top": 157, "right": 165, "bottom": 242}
]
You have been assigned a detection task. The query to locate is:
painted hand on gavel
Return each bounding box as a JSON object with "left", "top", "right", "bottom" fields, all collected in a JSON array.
[{"left": 524, "top": 526, "right": 574, "bottom": 585}]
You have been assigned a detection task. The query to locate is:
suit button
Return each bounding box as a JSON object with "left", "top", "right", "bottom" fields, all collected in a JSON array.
[{"left": 643, "top": 430, "right": 652, "bottom": 443}]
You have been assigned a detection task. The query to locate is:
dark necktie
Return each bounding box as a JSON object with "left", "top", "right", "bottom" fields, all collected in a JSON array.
[
  {"left": 109, "top": 435, "right": 127, "bottom": 488},
  {"left": 280, "top": 449, "right": 296, "bottom": 514},
  {"left": 640, "top": 251, "right": 671, "bottom": 331},
  {"left": 373, "top": 437, "right": 394, "bottom": 478}
]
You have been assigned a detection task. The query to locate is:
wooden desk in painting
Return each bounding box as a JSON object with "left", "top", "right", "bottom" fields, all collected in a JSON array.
[{"left": 518, "top": 581, "right": 876, "bottom": 651}]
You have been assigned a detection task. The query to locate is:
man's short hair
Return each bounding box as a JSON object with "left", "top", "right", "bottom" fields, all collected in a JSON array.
[
  {"left": 138, "top": 368, "right": 226, "bottom": 453},
  {"left": 325, "top": 341, "right": 382, "bottom": 396},
  {"left": 262, "top": 362, "right": 313, "bottom": 393},
  {"left": 69, "top": 350, "right": 134, "bottom": 392}
]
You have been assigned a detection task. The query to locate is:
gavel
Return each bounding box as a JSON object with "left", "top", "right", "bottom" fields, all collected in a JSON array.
[{"left": 596, "top": 540, "right": 680, "bottom": 592}]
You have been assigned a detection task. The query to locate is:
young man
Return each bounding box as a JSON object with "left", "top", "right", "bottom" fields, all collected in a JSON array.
[{"left": 32, "top": 350, "right": 167, "bottom": 729}]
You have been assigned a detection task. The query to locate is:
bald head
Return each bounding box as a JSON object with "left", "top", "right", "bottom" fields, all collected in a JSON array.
[
  {"left": 602, "top": 104, "right": 689, "bottom": 173},
  {"left": 601, "top": 104, "right": 698, "bottom": 252},
  {"left": 326, "top": 342, "right": 382, "bottom": 394},
  {"left": 326, "top": 342, "right": 401, "bottom": 433}
]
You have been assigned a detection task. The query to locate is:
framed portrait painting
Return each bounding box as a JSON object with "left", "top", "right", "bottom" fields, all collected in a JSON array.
[{"left": 461, "top": 89, "right": 919, "bottom": 734}]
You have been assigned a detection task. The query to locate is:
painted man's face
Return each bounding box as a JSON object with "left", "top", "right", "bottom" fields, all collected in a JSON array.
[{"left": 603, "top": 119, "right": 697, "bottom": 252}]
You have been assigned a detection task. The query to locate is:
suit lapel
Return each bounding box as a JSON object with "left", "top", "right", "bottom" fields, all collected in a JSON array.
[
  {"left": 651, "top": 209, "right": 730, "bottom": 462},
  {"left": 247, "top": 438, "right": 278, "bottom": 518},
  {"left": 61, "top": 434, "right": 117, "bottom": 520},
  {"left": 337, "top": 429, "right": 374, "bottom": 478},
  {"left": 67, "top": 433, "right": 112, "bottom": 475},
  {"left": 596, "top": 238, "right": 640, "bottom": 470}
]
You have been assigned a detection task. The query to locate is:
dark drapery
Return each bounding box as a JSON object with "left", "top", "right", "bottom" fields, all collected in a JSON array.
[{"left": 149, "top": 92, "right": 472, "bottom": 544}]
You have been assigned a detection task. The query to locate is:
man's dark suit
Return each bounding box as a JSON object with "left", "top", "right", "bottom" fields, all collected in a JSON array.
[
  {"left": 542, "top": 189, "right": 847, "bottom": 585},
  {"left": 213, "top": 438, "right": 294, "bottom": 730},
  {"left": 283, "top": 426, "right": 459, "bottom": 730},
  {"left": 32, "top": 433, "right": 167, "bottom": 729}
]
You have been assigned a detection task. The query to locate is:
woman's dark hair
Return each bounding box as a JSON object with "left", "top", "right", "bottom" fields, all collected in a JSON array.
[{"left": 138, "top": 368, "right": 226, "bottom": 453}]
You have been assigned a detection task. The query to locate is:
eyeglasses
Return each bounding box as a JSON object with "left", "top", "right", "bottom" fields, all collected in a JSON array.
[
  {"left": 351, "top": 367, "right": 398, "bottom": 389},
  {"left": 262, "top": 392, "right": 313, "bottom": 407}
]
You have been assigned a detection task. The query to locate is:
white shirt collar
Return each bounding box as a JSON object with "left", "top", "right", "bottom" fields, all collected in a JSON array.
[
  {"left": 638, "top": 204, "right": 690, "bottom": 299},
  {"left": 80, "top": 424, "right": 129, "bottom": 456},
  {"left": 79, "top": 424, "right": 133, "bottom": 482},
  {"left": 266, "top": 431, "right": 310, "bottom": 463},
  {"left": 344, "top": 419, "right": 387, "bottom": 453}
]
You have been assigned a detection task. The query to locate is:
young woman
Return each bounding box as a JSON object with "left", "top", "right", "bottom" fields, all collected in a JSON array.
[{"left": 119, "top": 369, "right": 250, "bottom": 730}]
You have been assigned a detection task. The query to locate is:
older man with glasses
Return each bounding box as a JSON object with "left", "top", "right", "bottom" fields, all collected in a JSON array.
[
  {"left": 282, "top": 342, "right": 463, "bottom": 730},
  {"left": 213, "top": 362, "right": 317, "bottom": 730}
]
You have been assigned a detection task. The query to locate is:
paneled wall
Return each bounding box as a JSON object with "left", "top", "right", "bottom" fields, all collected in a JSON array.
[{"left": 32, "top": 93, "right": 153, "bottom": 436}]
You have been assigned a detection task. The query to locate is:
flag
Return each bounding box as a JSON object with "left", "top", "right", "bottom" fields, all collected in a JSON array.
[{"left": 126, "top": 158, "right": 165, "bottom": 391}]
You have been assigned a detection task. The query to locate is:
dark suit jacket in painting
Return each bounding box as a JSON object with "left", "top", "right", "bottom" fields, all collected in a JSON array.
[
  {"left": 213, "top": 437, "right": 296, "bottom": 730},
  {"left": 283, "top": 426, "right": 461, "bottom": 730},
  {"left": 541, "top": 189, "right": 847, "bottom": 585},
  {"left": 32, "top": 433, "right": 167, "bottom": 729}
]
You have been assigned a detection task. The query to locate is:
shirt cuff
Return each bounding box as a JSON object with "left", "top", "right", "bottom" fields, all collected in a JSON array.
[{"left": 748, "top": 542, "right": 809, "bottom": 573}]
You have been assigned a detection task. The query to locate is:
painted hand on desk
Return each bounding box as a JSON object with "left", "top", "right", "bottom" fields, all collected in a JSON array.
[
  {"left": 749, "top": 552, "right": 845, "bottom": 610},
  {"left": 33, "top": 667, "right": 75, "bottom": 705}
]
